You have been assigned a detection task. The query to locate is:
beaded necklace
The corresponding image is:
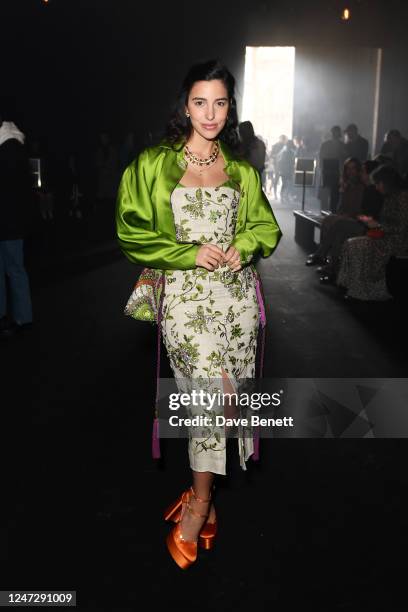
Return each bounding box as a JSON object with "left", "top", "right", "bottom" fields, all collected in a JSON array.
[{"left": 184, "top": 140, "right": 219, "bottom": 174}]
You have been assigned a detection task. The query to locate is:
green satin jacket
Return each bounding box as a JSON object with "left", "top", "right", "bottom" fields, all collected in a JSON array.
[{"left": 115, "top": 138, "right": 282, "bottom": 270}]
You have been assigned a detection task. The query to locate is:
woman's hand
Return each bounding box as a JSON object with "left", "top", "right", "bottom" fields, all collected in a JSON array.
[
  {"left": 357, "top": 214, "right": 372, "bottom": 222},
  {"left": 195, "top": 244, "right": 225, "bottom": 271},
  {"left": 357, "top": 215, "right": 380, "bottom": 228},
  {"left": 366, "top": 218, "right": 381, "bottom": 229},
  {"left": 358, "top": 215, "right": 380, "bottom": 228},
  {"left": 224, "top": 246, "right": 242, "bottom": 272}
]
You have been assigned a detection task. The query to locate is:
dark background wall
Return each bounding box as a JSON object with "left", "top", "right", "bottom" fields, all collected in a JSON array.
[
  {"left": 377, "top": 42, "right": 408, "bottom": 144},
  {"left": 293, "top": 47, "right": 379, "bottom": 152},
  {"left": 1, "top": 0, "right": 408, "bottom": 157}
]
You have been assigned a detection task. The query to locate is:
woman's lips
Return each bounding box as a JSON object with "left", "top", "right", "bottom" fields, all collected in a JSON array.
[{"left": 202, "top": 124, "right": 217, "bottom": 130}]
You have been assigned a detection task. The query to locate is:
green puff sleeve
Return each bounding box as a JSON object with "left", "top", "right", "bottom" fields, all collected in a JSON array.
[
  {"left": 115, "top": 149, "right": 200, "bottom": 270},
  {"left": 230, "top": 166, "right": 282, "bottom": 265}
]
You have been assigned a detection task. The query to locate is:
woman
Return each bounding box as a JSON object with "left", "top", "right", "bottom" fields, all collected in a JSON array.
[
  {"left": 337, "top": 157, "right": 365, "bottom": 216},
  {"left": 115, "top": 60, "right": 282, "bottom": 569},
  {"left": 318, "top": 160, "right": 384, "bottom": 283},
  {"left": 306, "top": 157, "right": 364, "bottom": 267},
  {"left": 337, "top": 165, "right": 408, "bottom": 301}
]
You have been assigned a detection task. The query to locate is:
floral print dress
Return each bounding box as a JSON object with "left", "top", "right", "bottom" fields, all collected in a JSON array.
[{"left": 161, "top": 181, "right": 260, "bottom": 475}]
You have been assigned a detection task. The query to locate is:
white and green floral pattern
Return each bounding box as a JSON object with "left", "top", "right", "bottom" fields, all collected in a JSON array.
[{"left": 161, "top": 184, "right": 259, "bottom": 475}]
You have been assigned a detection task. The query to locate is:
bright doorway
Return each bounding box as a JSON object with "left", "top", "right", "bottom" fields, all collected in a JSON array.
[{"left": 242, "top": 46, "right": 296, "bottom": 150}]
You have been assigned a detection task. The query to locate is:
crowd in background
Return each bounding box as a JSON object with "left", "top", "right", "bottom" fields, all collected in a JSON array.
[
  {"left": 0, "top": 109, "right": 145, "bottom": 337},
  {"left": 25, "top": 130, "right": 141, "bottom": 226},
  {"left": 299, "top": 126, "right": 408, "bottom": 301},
  {"left": 239, "top": 122, "right": 408, "bottom": 206},
  {"left": 1, "top": 106, "right": 408, "bottom": 339}
]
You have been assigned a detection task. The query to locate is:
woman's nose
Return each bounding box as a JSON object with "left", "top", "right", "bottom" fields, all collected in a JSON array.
[{"left": 206, "top": 106, "right": 215, "bottom": 120}]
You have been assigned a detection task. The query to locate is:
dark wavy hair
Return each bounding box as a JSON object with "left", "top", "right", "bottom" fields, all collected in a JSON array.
[
  {"left": 164, "top": 59, "right": 239, "bottom": 151},
  {"left": 362, "top": 159, "right": 380, "bottom": 176},
  {"left": 371, "top": 164, "right": 405, "bottom": 194}
]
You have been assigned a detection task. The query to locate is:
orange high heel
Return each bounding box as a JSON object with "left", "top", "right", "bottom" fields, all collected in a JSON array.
[
  {"left": 164, "top": 486, "right": 217, "bottom": 550},
  {"left": 166, "top": 489, "right": 210, "bottom": 569},
  {"left": 198, "top": 514, "right": 217, "bottom": 550}
]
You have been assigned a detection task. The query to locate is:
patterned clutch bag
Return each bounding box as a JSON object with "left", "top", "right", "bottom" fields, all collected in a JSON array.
[{"left": 124, "top": 267, "right": 165, "bottom": 323}]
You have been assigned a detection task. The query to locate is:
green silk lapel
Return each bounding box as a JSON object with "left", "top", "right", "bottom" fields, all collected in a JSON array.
[{"left": 154, "top": 143, "right": 185, "bottom": 235}]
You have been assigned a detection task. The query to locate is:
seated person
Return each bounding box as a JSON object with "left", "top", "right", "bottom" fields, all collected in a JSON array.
[
  {"left": 318, "top": 160, "right": 384, "bottom": 282},
  {"left": 336, "top": 165, "right": 408, "bottom": 301},
  {"left": 306, "top": 157, "right": 365, "bottom": 266}
]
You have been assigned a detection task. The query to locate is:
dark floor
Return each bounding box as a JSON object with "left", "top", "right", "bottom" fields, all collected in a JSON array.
[{"left": 2, "top": 203, "right": 407, "bottom": 611}]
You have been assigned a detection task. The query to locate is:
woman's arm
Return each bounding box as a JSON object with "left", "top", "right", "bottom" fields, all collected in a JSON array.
[
  {"left": 229, "top": 167, "right": 282, "bottom": 265},
  {"left": 115, "top": 149, "right": 200, "bottom": 270}
]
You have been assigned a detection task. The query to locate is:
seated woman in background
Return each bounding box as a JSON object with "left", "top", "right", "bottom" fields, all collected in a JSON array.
[
  {"left": 306, "top": 157, "right": 365, "bottom": 266},
  {"left": 318, "top": 160, "right": 384, "bottom": 283},
  {"left": 337, "top": 165, "right": 408, "bottom": 301}
]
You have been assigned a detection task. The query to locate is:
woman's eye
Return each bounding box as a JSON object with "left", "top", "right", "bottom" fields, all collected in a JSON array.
[
  {"left": 194, "top": 100, "right": 204, "bottom": 106},
  {"left": 217, "top": 101, "right": 226, "bottom": 107}
]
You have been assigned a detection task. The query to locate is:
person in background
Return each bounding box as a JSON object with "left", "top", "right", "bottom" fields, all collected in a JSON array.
[
  {"left": 319, "top": 126, "right": 347, "bottom": 213},
  {"left": 264, "top": 146, "right": 275, "bottom": 196},
  {"left": 337, "top": 165, "right": 408, "bottom": 301},
  {"left": 344, "top": 124, "right": 369, "bottom": 162},
  {"left": 238, "top": 121, "right": 266, "bottom": 180},
  {"left": 276, "top": 139, "right": 296, "bottom": 204},
  {"left": 306, "top": 157, "right": 365, "bottom": 267},
  {"left": 380, "top": 130, "right": 408, "bottom": 178},
  {"left": 270, "top": 134, "right": 287, "bottom": 199},
  {"left": 293, "top": 135, "right": 307, "bottom": 158},
  {"left": 337, "top": 157, "right": 365, "bottom": 217},
  {"left": 0, "top": 110, "right": 35, "bottom": 338},
  {"left": 258, "top": 135, "right": 269, "bottom": 188},
  {"left": 359, "top": 159, "right": 385, "bottom": 221},
  {"left": 317, "top": 159, "right": 384, "bottom": 283}
]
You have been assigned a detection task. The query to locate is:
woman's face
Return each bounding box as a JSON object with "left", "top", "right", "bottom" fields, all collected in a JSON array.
[
  {"left": 345, "top": 161, "right": 360, "bottom": 179},
  {"left": 185, "top": 79, "right": 229, "bottom": 141}
]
